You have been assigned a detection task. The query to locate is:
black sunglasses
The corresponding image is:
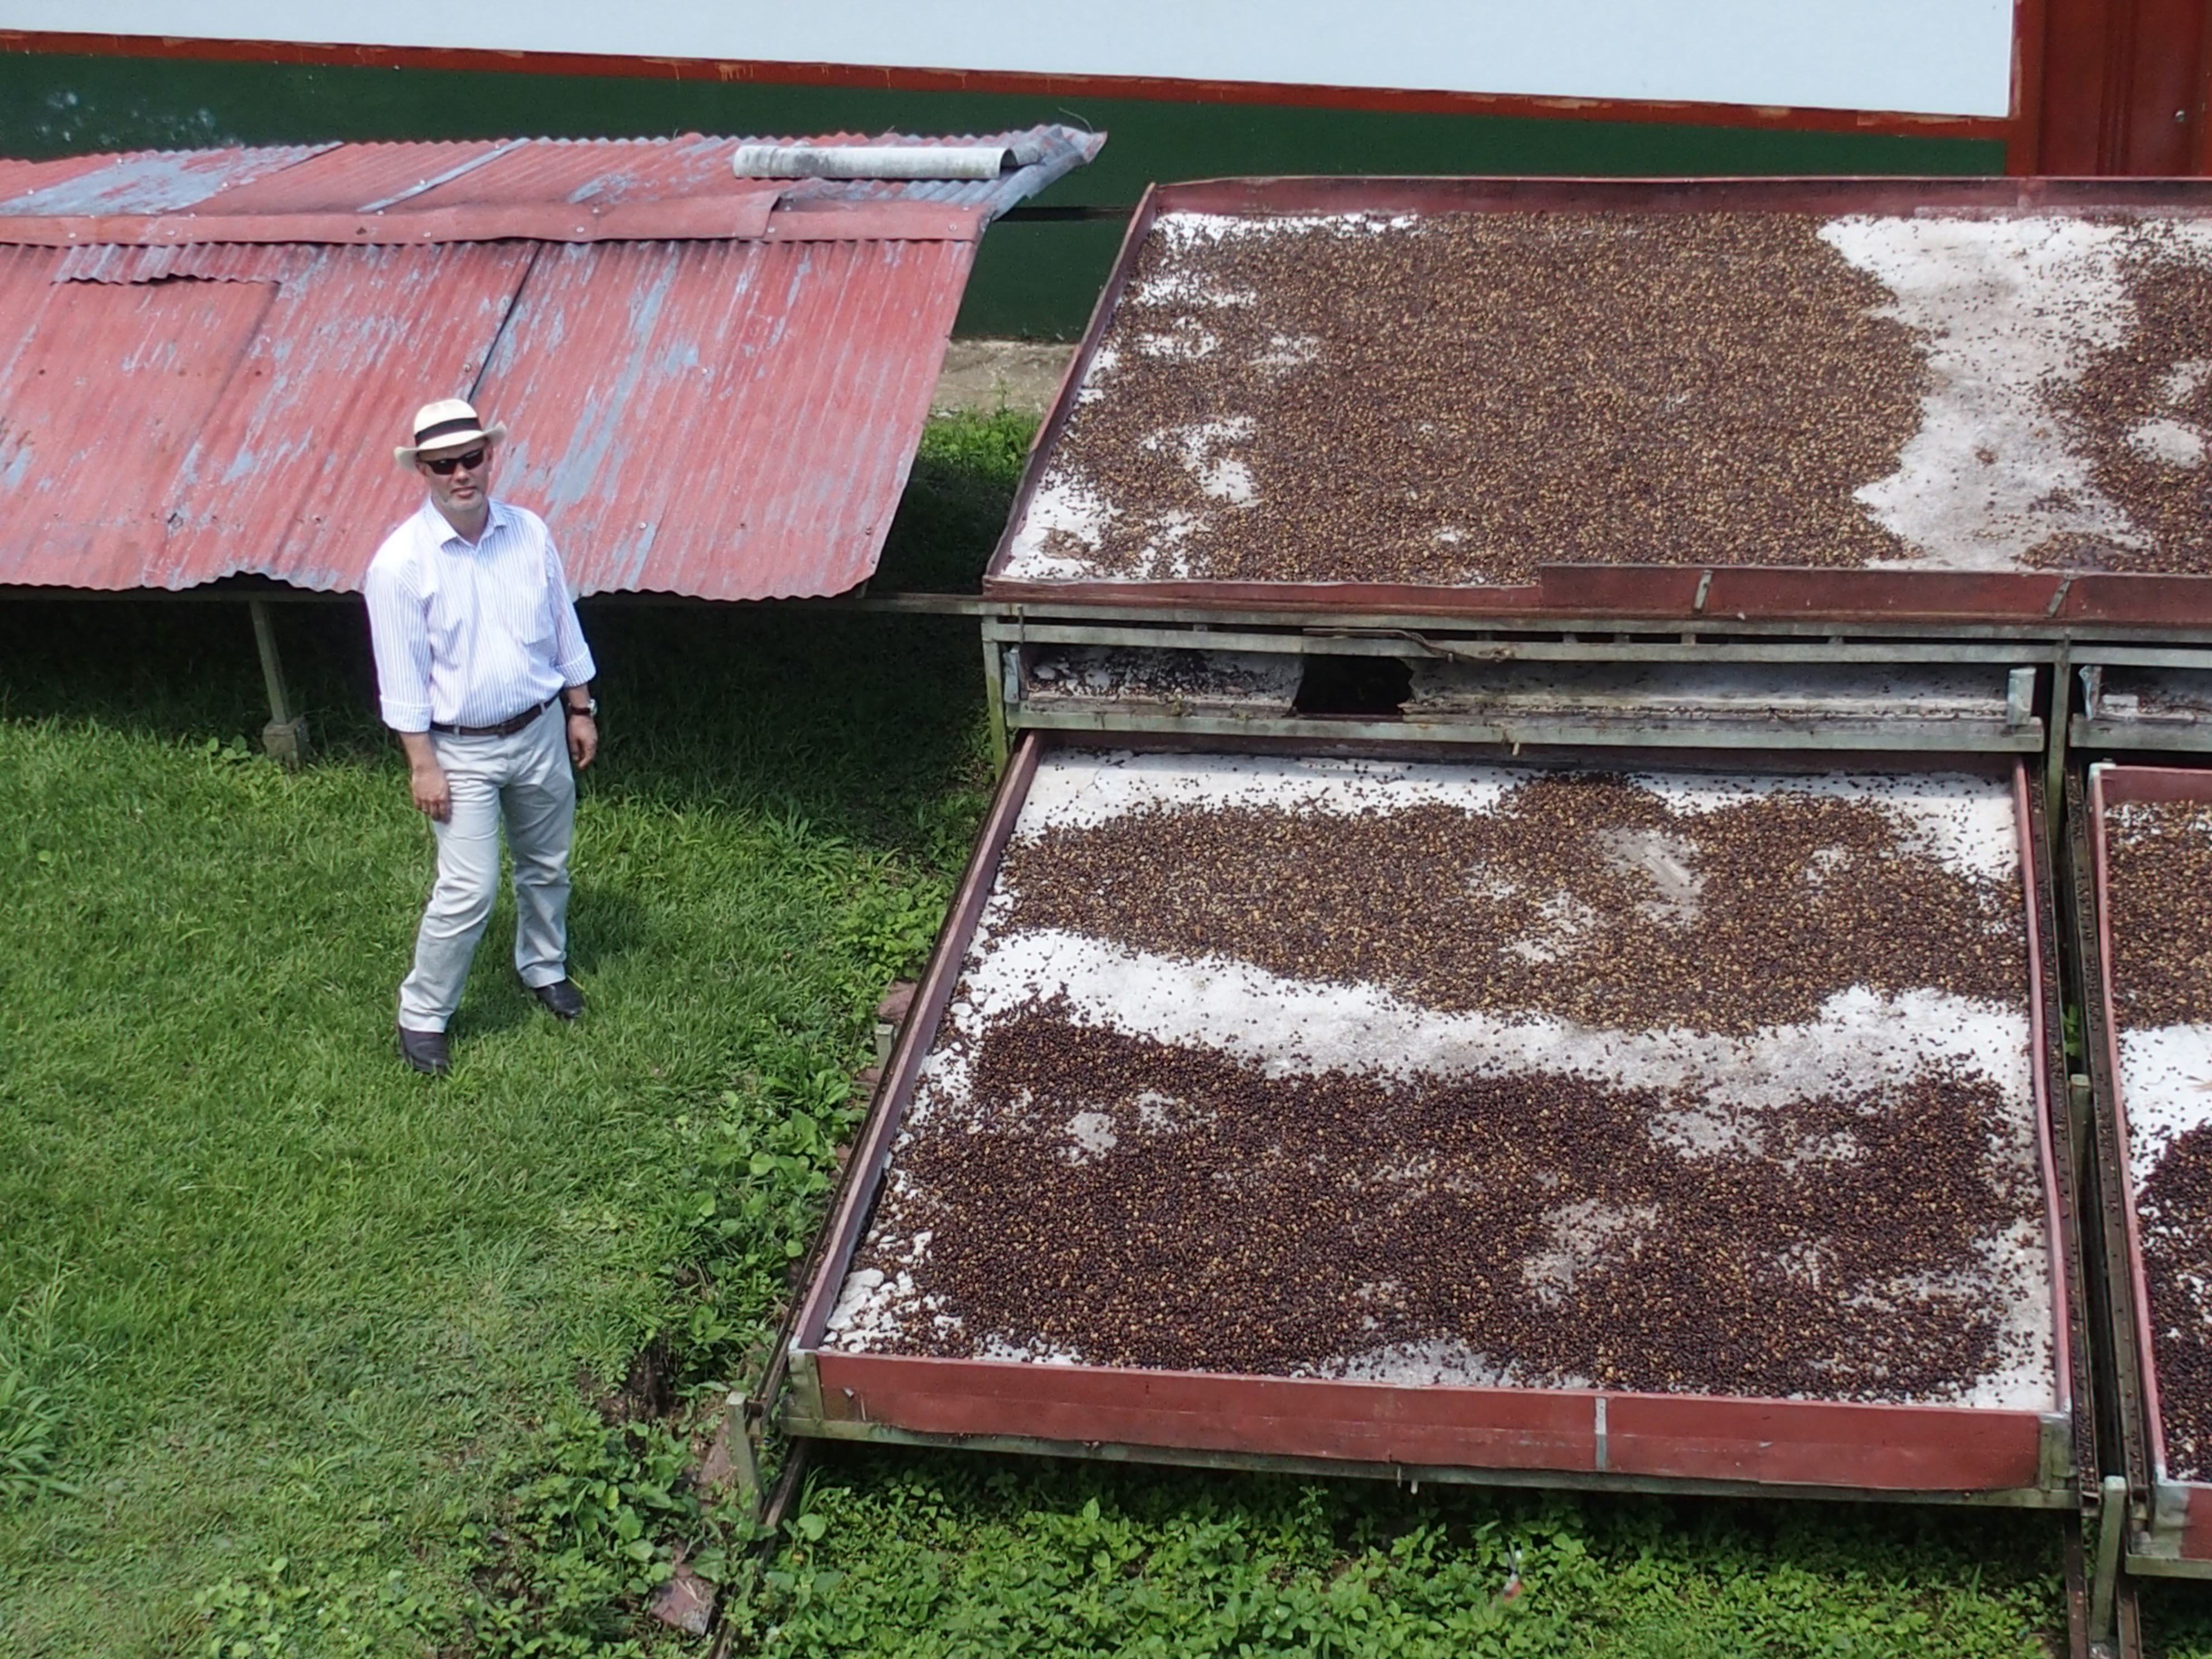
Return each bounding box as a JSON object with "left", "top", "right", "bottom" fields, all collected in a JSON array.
[{"left": 422, "top": 448, "right": 488, "bottom": 476}]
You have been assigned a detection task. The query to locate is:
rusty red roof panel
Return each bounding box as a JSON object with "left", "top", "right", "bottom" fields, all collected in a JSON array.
[
  {"left": 198, "top": 139, "right": 509, "bottom": 214},
  {"left": 0, "top": 245, "right": 282, "bottom": 588},
  {"left": 0, "top": 130, "right": 1102, "bottom": 599},
  {"left": 162, "top": 243, "right": 540, "bottom": 592},
  {"left": 407, "top": 135, "right": 741, "bottom": 209},
  {"left": 0, "top": 152, "right": 124, "bottom": 202},
  {"left": 477, "top": 235, "right": 976, "bottom": 600},
  {"left": 52, "top": 242, "right": 318, "bottom": 284},
  {"left": 0, "top": 145, "right": 332, "bottom": 216}
]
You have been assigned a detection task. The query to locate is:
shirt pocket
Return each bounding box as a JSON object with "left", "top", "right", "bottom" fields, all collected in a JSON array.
[
  {"left": 425, "top": 584, "right": 468, "bottom": 661},
  {"left": 519, "top": 585, "right": 557, "bottom": 649},
  {"left": 494, "top": 559, "right": 556, "bottom": 648}
]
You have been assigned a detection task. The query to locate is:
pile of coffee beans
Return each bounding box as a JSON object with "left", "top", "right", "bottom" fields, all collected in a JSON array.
[
  {"left": 856, "top": 1007, "right": 2040, "bottom": 1399},
  {"left": 2106, "top": 798, "right": 2212, "bottom": 1477},
  {"left": 2107, "top": 801, "right": 2212, "bottom": 1027},
  {"left": 999, "top": 773, "right": 2024, "bottom": 1036},
  {"left": 1036, "top": 212, "right": 1927, "bottom": 585},
  {"left": 2135, "top": 1126, "right": 2212, "bottom": 1479},
  {"left": 2042, "top": 232, "right": 2212, "bottom": 576},
  {"left": 839, "top": 770, "right": 2049, "bottom": 1402}
]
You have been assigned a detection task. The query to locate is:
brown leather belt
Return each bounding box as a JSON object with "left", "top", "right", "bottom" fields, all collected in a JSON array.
[{"left": 430, "top": 696, "right": 555, "bottom": 738}]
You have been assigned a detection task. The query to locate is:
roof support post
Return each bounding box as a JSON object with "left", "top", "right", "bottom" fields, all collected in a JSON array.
[{"left": 248, "top": 598, "right": 311, "bottom": 769}]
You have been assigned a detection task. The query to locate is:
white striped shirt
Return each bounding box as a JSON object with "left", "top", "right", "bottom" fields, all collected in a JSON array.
[{"left": 364, "top": 497, "right": 597, "bottom": 733}]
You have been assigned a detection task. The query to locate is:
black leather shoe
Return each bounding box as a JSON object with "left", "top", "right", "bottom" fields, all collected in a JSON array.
[
  {"left": 397, "top": 1025, "right": 450, "bottom": 1075},
  {"left": 531, "top": 978, "right": 585, "bottom": 1020}
]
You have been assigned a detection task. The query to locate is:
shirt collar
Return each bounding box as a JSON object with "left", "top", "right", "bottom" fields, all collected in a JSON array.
[{"left": 418, "top": 494, "right": 512, "bottom": 553}]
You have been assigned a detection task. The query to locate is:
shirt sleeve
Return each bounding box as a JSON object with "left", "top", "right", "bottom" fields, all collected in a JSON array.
[
  {"left": 543, "top": 530, "right": 598, "bottom": 688},
  {"left": 363, "top": 556, "right": 435, "bottom": 732}
]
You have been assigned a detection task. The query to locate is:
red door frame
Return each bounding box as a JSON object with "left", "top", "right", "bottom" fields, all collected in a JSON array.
[{"left": 2030, "top": 0, "right": 2212, "bottom": 172}]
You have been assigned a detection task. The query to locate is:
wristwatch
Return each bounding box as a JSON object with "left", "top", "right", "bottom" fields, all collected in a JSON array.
[{"left": 565, "top": 696, "right": 598, "bottom": 718}]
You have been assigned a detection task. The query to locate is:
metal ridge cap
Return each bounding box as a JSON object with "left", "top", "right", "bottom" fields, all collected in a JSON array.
[{"left": 0, "top": 193, "right": 784, "bottom": 246}]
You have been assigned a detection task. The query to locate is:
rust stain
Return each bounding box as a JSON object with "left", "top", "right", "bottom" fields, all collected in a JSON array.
[{"left": 0, "top": 129, "right": 1100, "bottom": 597}]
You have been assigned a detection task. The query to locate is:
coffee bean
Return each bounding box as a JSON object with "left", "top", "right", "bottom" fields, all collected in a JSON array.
[
  {"left": 1035, "top": 214, "right": 1927, "bottom": 585},
  {"left": 2107, "top": 801, "right": 2212, "bottom": 1476},
  {"left": 1034, "top": 212, "right": 2212, "bottom": 583},
  {"left": 2035, "top": 231, "right": 2212, "bottom": 575},
  {"left": 1000, "top": 774, "right": 2021, "bottom": 1037},
  {"left": 846, "top": 771, "right": 2042, "bottom": 1403}
]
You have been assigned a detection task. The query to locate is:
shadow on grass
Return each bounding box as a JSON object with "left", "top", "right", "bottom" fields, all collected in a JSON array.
[
  {"left": 2138, "top": 1579, "right": 2212, "bottom": 1658},
  {"left": 565, "top": 879, "right": 650, "bottom": 977},
  {"left": 0, "top": 411, "right": 1033, "bottom": 860},
  {"left": 0, "top": 601, "right": 987, "bottom": 853},
  {"left": 786, "top": 1442, "right": 2071, "bottom": 1656}
]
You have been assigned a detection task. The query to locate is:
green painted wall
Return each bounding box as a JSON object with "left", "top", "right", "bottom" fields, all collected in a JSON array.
[{"left": 0, "top": 50, "right": 2006, "bottom": 337}]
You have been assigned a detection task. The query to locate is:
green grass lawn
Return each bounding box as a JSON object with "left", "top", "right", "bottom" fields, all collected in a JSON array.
[
  {"left": 2, "top": 411, "right": 2210, "bottom": 1656},
  {"left": 0, "top": 582, "right": 994, "bottom": 1655}
]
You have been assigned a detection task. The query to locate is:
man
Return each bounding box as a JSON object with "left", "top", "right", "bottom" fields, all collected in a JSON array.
[{"left": 365, "top": 399, "right": 600, "bottom": 1075}]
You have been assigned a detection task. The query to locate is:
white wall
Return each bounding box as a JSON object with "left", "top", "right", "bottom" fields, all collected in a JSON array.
[{"left": 6, "top": 1, "right": 2017, "bottom": 118}]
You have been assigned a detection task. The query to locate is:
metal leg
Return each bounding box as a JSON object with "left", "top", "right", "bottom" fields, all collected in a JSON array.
[
  {"left": 2116, "top": 1568, "right": 2143, "bottom": 1659},
  {"left": 2044, "top": 643, "right": 2072, "bottom": 853},
  {"left": 248, "top": 598, "right": 311, "bottom": 768},
  {"left": 705, "top": 1389, "right": 761, "bottom": 1515},
  {"left": 982, "top": 632, "right": 1008, "bottom": 775},
  {"left": 2066, "top": 1505, "right": 2092, "bottom": 1659},
  {"left": 2090, "top": 1473, "right": 2127, "bottom": 1652}
]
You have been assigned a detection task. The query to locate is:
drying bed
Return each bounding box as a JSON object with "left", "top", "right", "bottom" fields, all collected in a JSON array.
[
  {"left": 985, "top": 177, "right": 2212, "bottom": 627},
  {"left": 787, "top": 737, "right": 2077, "bottom": 1497},
  {"left": 2087, "top": 765, "right": 2212, "bottom": 1569},
  {"left": 2075, "top": 667, "right": 2212, "bottom": 751}
]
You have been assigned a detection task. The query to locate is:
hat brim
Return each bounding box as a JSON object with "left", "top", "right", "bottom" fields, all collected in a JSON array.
[{"left": 394, "top": 422, "right": 507, "bottom": 466}]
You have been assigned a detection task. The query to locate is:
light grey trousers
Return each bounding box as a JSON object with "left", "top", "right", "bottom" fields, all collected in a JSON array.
[{"left": 397, "top": 703, "right": 576, "bottom": 1031}]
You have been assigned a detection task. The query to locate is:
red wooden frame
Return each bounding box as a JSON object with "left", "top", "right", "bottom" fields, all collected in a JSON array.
[
  {"left": 983, "top": 174, "right": 2212, "bottom": 630},
  {"left": 787, "top": 738, "right": 2076, "bottom": 1501},
  {"left": 2088, "top": 765, "right": 2212, "bottom": 1559}
]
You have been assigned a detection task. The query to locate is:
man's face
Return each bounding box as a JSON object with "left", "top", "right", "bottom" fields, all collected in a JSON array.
[{"left": 415, "top": 443, "right": 494, "bottom": 518}]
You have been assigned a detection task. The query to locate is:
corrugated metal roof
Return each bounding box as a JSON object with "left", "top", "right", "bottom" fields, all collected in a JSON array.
[
  {"left": 203, "top": 139, "right": 514, "bottom": 214},
  {"left": 0, "top": 145, "right": 335, "bottom": 215},
  {"left": 479, "top": 236, "right": 977, "bottom": 599},
  {"left": 0, "top": 129, "right": 1102, "bottom": 598},
  {"left": 52, "top": 242, "right": 316, "bottom": 283},
  {"left": 0, "top": 152, "right": 124, "bottom": 202},
  {"left": 408, "top": 135, "right": 741, "bottom": 210}
]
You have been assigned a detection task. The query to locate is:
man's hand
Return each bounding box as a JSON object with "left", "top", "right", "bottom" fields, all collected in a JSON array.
[
  {"left": 567, "top": 711, "right": 598, "bottom": 770},
  {"left": 411, "top": 759, "right": 452, "bottom": 821},
  {"left": 398, "top": 731, "right": 450, "bottom": 821}
]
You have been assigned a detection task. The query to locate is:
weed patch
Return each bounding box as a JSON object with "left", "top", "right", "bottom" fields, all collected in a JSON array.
[
  {"left": 459, "top": 1406, "right": 719, "bottom": 1658},
  {"left": 0, "top": 1367, "right": 73, "bottom": 1507},
  {"left": 763, "top": 1451, "right": 2064, "bottom": 1658}
]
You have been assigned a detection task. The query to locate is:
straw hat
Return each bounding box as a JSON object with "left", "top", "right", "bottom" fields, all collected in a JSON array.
[{"left": 394, "top": 398, "right": 508, "bottom": 465}]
